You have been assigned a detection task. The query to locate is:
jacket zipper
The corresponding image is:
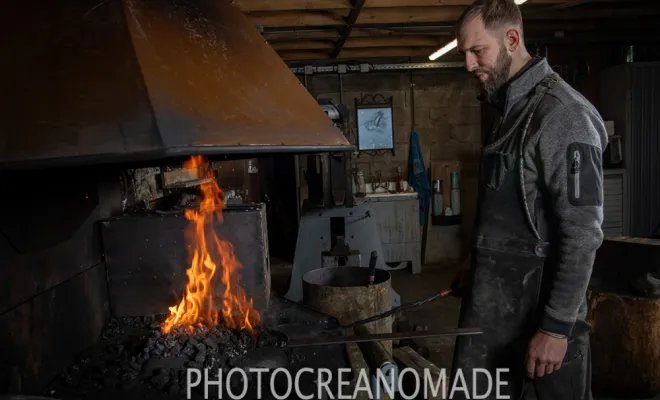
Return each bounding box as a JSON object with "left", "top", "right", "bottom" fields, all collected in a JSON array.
[{"left": 572, "top": 150, "right": 581, "bottom": 199}]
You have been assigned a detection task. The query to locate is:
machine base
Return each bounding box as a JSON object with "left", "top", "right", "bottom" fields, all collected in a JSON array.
[{"left": 285, "top": 202, "right": 401, "bottom": 307}]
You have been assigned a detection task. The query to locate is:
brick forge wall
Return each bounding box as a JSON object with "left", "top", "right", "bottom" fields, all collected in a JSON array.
[{"left": 308, "top": 69, "right": 482, "bottom": 265}]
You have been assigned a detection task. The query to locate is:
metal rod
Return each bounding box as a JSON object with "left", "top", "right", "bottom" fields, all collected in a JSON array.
[
  {"left": 285, "top": 327, "right": 483, "bottom": 347},
  {"left": 340, "top": 289, "right": 452, "bottom": 330},
  {"left": 290, "top": 62, "right": 465, "bottom": 75}
]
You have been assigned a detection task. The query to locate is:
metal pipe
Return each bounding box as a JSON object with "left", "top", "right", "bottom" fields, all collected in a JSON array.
[
  {"left": 339, "top": 74, "right": 344, "bottom": 104},
  {"left": 290, "top": 61, "right": 464, "bottom": 75}
]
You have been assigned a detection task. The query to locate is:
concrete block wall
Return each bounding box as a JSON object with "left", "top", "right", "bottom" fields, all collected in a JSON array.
[{"left": 307, "top": 68, "right": 483, "bottom": 265}]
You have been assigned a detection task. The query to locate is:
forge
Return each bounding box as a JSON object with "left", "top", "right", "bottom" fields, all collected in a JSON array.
[{"left": 0, "top": 0, "right": 356, "bottom": 398}]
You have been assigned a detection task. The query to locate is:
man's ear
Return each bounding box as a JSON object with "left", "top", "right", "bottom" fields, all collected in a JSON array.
[{"left": 505, "top": 28, "right": 521, "bottom": 52}]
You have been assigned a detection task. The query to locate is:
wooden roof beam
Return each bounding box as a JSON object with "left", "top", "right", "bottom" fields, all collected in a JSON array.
[
  {"left": 248, "top": 10, "right": 349, "bottom": 28},
  {"left": 270, "top": 40, "right": 337, "bottom": 51},
  {"left": 344, "top": 36, "right": 446, "bottom": 47},
  {"left": 264, "top": 30, "right": 342, "bottom": 41},
  {"left": 330, "top": 0, "right": 367, "bottom": 59},
  {"left": 362, "top": 0, "right": 564, "bottom": 5},
  {"left": 234, "top": 0, "right": 351, "bottom": 12},
  {"left": 253, "top": 5, "right": 660, "bottom": 28}
]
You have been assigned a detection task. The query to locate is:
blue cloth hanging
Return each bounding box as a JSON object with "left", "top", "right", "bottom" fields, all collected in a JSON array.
[{"left": 407, "top": 130, "right": 431, "bottom": 226}]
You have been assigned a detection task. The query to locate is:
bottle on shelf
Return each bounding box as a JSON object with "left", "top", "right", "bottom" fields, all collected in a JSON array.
[
  {"left": 432, "top": 180, "right": 444, "bottom": 217},
  {"left": 395, "top": 166, "right": 404, "bottom": 193},
  {"left": 450, "top": 171, "right": 461, "bottom": 216}
]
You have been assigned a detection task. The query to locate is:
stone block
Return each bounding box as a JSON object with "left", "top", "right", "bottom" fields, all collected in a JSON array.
[
  {"left": 430, "top": 106, "right": 481, "bottom": 126},
  {"left": 393, "top": 107, "right": 411, "bottom": 129},
  {"left": 425, "top": 123, "right": 454, "bottom": 145},
  {"left": 430, "top": 140, "right": 479, "bottom": 161},
  {"left": 461, "top": 160, "right": 480, "bottom": 179},
  {"left": 312, "top": 75, "right": 340, "bottom": 94},
  {"left": 412, "top": 107, "right": 432, "bottom": 129},
  {"left": 450, "top": 124, "right": 481, "bottom": 143},
  {"left": 394, "top": 125, "right": 412, "bottom": 144},
  {"left": 413, "top": 88, "right": 451, "bottom": 108},
  {"left": 448, "top": 88, "right": 481, "bottom": 107},
  {"left": 342, "top": 72, "right": 405, "bottom": 92},
  {"left": 413, "top": 70, "right": 460, "bottom": 90},
  {"left": 376, "top": 143, "right": 409, "bottom": 164}
]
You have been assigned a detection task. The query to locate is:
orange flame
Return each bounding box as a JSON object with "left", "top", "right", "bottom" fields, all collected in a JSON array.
[{"left": 161, "top": 155, "right": 260, "bottom": 335}]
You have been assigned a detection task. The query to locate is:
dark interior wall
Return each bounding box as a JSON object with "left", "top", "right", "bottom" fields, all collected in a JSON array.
[
  {"left": 303, "top": 68, "right": 482, "bottom": 265},
  {"left": 0, "top": 168, "right": 122, "bottom": 394},
  {"left": 543, "top": 43, "right": 660, "bottom": 112}
]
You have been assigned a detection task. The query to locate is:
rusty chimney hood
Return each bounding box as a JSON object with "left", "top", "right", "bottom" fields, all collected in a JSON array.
[{"left": 0, "top": 0, "right": 352, "bottom": 170}]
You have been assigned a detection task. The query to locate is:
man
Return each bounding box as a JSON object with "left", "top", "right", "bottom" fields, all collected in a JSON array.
[{"left": 449, "top": 0, "right": 608, "bottom": 399}]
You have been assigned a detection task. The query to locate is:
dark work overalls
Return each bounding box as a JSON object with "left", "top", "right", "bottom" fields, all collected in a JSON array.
[{"left": 451, "top": 73, "right": 593, "bottom": 400}]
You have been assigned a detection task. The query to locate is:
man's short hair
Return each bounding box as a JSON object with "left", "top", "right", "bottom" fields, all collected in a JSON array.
[{"left": 456, "top": 0, "right": 523, "bottom": 34}]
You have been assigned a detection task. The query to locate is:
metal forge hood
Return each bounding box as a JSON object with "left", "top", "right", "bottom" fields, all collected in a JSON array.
[{"left": 0, "top": 0, "right": 351, "bottom": 169}]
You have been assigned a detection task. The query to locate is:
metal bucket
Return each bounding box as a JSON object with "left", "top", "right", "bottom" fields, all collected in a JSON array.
[
  {"left": 301, "top": 266, "right": 392, "bottom": 333},
  {"left": 302, "top": 267, "right": 398, "bottom": 398}
]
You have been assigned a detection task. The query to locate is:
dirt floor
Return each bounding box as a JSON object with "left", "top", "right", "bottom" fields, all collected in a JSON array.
[{"left": 271, "top": 260, "right": 660, "bottom": 400}]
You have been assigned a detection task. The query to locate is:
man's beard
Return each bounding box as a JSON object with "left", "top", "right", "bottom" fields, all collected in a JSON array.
[{"left": 475, "top": 46, "right": 512, "bottom": 103}]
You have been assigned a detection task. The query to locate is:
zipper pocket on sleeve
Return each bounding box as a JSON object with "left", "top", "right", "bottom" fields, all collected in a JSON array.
[
  {"left": 571, "top": 150, "right": 581, "bottom": 200},
  {"left": 566, "top": 142, "right": 603, "bottom": 207}
]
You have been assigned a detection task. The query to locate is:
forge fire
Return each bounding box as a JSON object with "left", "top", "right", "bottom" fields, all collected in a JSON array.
[{"left": 162, "top": 155, "right": 261, "bottom": 336}]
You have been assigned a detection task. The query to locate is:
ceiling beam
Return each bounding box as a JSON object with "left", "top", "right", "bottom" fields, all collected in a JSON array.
[
  {"left": 548, "top": 0, "right": 618, "bottom": 9},
  {"left": 263, "top": 16, "right": 659, "bottom": 35},
  {"left": 362, "top": 0, "right": 564, "bottom": 5},
  {"left": 254, "top": 4, "right": 659, "bottom": 28},
  {"left": 234, "top": 0, "right": 351, "bottom": 12},
  {"left": 344, "top": 35, "right": 446, "bottom": 47},
  {"left": 278, "top": 50, "right": 331, "bottom": 60},
  {"left": 270, "top": 40, "right": 337, "bottom": 50},
  {"left": 264, "top": 30, "right": 342, "bottom": 41},
  {"left": 330, "top": 0, "right": 367, "bottom": 58},
  {"left": 248, "top": 10, "right": 349, "bottom": 27},
  {"left": 339, "top": 46, "right": 442, "bottom": 58},
  {"left": 356, "top": 6, "right": 466, "bottom": 24}
]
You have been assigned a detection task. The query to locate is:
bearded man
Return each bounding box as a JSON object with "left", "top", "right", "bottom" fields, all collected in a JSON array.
[{"left": 449, "top": 1, "right": 608, "bottom": 399}]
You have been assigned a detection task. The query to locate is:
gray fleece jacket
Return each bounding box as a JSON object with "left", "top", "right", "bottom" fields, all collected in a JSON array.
[{"left": 488, "top": 57, "right": 608, "bottom": 337}]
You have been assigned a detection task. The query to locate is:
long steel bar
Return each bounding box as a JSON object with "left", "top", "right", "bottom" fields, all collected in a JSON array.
[{"left": 285, "top": 327, "right": 483, "bottom": 347}]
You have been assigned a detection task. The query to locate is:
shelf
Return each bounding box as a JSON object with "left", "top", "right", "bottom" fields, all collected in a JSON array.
[{"left": 431, "top": 214, "right": 462, "bottom": 226}]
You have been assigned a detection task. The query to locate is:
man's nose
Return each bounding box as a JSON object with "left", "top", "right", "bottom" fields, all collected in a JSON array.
[{"left": 465, "top": 54, "right": 478, "bottom": 72}]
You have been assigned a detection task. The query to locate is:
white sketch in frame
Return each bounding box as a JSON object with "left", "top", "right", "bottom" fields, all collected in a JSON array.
[{"left": 357, "top": 106, "right": 394, "bottom": 150}]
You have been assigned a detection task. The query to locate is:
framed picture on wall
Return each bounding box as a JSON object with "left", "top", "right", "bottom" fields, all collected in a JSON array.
[{"left": 355, "top": 95, "right": 394, "bottom": 153}]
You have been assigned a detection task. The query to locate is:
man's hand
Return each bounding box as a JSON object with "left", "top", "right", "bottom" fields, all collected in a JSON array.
[
  {"left": 525, "top": 330, "right": 568, "bottom": 378},
  {"left": 450, "top": 255, "right": 471, "bottom": 297}
]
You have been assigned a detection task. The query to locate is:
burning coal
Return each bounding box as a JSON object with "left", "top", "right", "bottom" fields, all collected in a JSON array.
[{"left": 161, "top": 155, "right": 260, "bottom": 336}]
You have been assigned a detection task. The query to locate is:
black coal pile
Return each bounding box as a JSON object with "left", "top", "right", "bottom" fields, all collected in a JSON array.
[
  {"left": 46, "top": 296, "right": 351, "bottom": 400},
  {"left": 48, "top": 314, "right": 285, "bottom": 400}
]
